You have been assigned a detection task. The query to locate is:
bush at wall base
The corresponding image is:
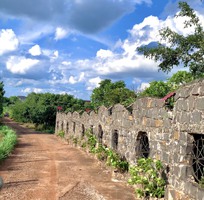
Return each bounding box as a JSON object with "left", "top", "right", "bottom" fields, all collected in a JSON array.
[{"left": 128, "top": 158, "right": 166, "bottom": 198}]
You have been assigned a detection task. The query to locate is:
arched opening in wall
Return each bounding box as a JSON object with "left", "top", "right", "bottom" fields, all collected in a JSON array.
[
  {"left": 98, "top": 124, "right": 103, "bottom": 144},
  {"left": 73, "top": 122, "right": 76, "bottom": 133},
  {"left": 136, "top": 132, "right": 150, "bottom": 158},
  {"left": 82, "top": 124, "right": 85, "bottom": 137},
  {"left": 66, "top": 122, "right": 69, "bottom": 134},
  {"left": 112, "top": 130, "right": 118, "bottom": 150},
  {"left": 90, "top": 125, "right": 94, "bottom": 134},
  {"left": 56, "top": 121, "right": 59, "bottom": 130},
  {"left": 190, "top": 134, "right": 204, "bottom": 183},
  {"left": 61, "top": 122, "right": 63, "bottom": 131}
]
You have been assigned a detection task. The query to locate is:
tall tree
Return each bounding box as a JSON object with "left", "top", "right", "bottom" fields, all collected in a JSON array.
[
  {"left": 0, "top": 82, "right": 5, "bottom": 116},
  {"left": 138, "top": 2, "right": 204, "bottom": 77},
  {"left": 139, "top": 81, "right": 171, "bottom": 98},
  {"left": 91, "top": 79, "right": 136, "bottom": 108}
]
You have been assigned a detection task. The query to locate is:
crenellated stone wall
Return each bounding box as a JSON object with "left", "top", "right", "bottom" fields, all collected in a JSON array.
[{"left": 55, "top": 79, "right": 204, "bottom": 200}]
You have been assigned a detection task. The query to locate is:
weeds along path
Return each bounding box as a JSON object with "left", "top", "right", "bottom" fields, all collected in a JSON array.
[{"left": 0, "top": 118, "right": 135, "bottom": 200}]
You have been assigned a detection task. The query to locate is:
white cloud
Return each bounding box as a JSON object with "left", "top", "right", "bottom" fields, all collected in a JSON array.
[
  {"left": 96, "top": 49, "right": 113, "bottom": 59},
  {"left": 55, "top": 27, "right": 69, "bottom": 40},
  {"left": 86, "top": 77, "right": 102, "bottom": 91},
  {"left": 137, "top": 82, "right": 150, "bottom": 91},
  {"left": 53, "top": 51, "right": 59, "bottom": 58},
  {"left": 21, "top": 87, "right": 43, "bottom": 94},
  {"left": 6, "top": 56, "right": 39, "bottom": 74},
  {"left": 0, "top": 29, "right": 19, "bottom": 55},
  {"left": 28, "top": 44, "right": 41, "bottom": 56},
  {"left": 73, "top": 9, "right": 204, "bottom": 81},
  {"left": 68, "top": 72, "right": 85, "bottom": 84},
  {"left": 62, "top": 61, "right": 71, "bottom": 66}
]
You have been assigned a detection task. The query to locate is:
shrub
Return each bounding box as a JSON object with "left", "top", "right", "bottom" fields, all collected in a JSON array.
[
  {"left": 85, "top": 129, "right": 97, "bottom": 153},
  {"left": 0, "top": 126, "right": 17, "bottom": 161},
  {"left": 128, "top": 158, "right": 166, "bottom": 198},
  {"left": 57, "top": 130, "right": 65, "bottom": 138},
  {"left": 106, "top": 149, "right": 129, "bottom": 172}
]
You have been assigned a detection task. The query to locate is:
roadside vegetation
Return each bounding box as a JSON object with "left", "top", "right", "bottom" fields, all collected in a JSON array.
[{"left": 0, "top": 125, "right": 17, "bottom": 161}]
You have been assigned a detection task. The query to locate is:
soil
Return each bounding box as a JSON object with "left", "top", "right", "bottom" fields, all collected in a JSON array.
[{"left": 0, "top": 118, "right": 136, "bottom": 200}]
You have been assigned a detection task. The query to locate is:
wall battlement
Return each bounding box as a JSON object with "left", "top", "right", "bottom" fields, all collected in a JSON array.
[{"left": 55, "top": 78, "right": 204, "bottom": 200}]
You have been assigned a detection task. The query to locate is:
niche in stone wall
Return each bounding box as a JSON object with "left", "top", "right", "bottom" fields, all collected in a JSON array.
[
  {"left": 61, "top": 122, "right": 64, "bottom": 131},
  {"left": 135, "top": 131, "right": 150, "bottom": 158},
  {"left": 98, "top": 124, "right": 103, "bottom": 144},
  {"left": 90, "top": 125, "right": 94, "bottom": 134},
  {"left": 57, "top": 121, "right": 59, "bottom": 130},
  {"left": 112, "top": 130, "right": 119, "bottom": 150},
  {"left": 188, "top": 133, "right": 204, "bottom": 184},
  {"left": 82, "top": 124, "right": 85, "bottom": 137},
  {"left": 73, "top": 122, "right": 76, "bottom": 133},
  {"left": 66, "top": 122, "right": 69, "bottom": 134}
]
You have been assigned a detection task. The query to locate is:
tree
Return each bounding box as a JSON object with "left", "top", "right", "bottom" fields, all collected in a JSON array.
[
  {"left": 10, "top": 92, "right": 87, "bottom": 128},
  {"left": 0, "top": 82, "right": 5, "bottom": 116},
  {"left": 167, "top": 70, "right": 195, "bottom": 90},
  {"left": 91, "top": 79, "right": 137, "bottom": 108},
  {"left": 139, "top": 81, "right": 171, "bottom": 98},
  {"left": 138, "top": 2, "right": 204, "bottom": 77}
]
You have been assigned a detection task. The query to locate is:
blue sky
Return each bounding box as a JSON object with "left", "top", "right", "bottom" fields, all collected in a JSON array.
[{"left": 0, "top": 0, "right": 204, "bottom": 99}]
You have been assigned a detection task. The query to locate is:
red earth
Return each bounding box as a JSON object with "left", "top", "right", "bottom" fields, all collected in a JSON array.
[{"left": 0, "top": 118, "right": 136, "bottom": 200}]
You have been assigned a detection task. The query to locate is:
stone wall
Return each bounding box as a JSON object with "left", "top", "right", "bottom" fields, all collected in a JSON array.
[{"left": 55, "top": 79, "right": 204, "bottom": 200}]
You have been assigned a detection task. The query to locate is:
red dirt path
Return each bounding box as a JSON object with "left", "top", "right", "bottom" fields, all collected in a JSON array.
[{"left": 0, "top": 118, "right": 136, "bottom": 200}]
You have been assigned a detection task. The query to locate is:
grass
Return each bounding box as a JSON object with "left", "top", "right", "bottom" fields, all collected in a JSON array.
[{"left": 0, "top": 125, "right": 17, "bottom": 161}]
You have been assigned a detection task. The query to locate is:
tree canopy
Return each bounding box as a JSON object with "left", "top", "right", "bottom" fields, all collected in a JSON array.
[
  {"left": 91, "top": 79, "right": 137, "bottom": 108},
  {"left": 138, "top": 2, "right": 204, "bottom": 77},
  {"left": 10, "top": 93, "right": 86, "bottom": 128},
  {"left": 139, "top": 70, "right": 195, "bottom": 98}
]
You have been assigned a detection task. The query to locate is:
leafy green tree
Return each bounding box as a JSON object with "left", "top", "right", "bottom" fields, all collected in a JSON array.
[
  {"left": 11, "top": 92, "right": 87, "bottom": 129},
  {"left": 139, "top": 81, "right": 171, "bottom": 98},
  {"left": 167, "top": 70, "right": 195, "bottom": 90},
  {"left": 138, "top": 2, "right": 204, "bottom": 77},
  {"left": 91, "top": 79, "right": 137, "bottom": 108}
]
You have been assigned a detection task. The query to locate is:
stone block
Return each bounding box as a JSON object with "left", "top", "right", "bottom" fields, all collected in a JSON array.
[
  {"left": 173, "top": 131, "right": 180, "bottom": 140},
  {"left": 196, "top": 97, "right": 204, "bottom": 110},
  {"left": 147, "top": 98, "right": 152, "bottom": 108},
  {"left": 191, "top": 85, "right": 201, "bottom": 96},
  {"left": 175, "top": 99, "right": 183, "bottom": 111},
  {"left": 179, "top": 165, "right": 188, "bottom": 180},
  {"left": 155, "top": 119, "right": 163, "bottom": 127},
  {"left": 142, "top": 117, "right": 147, "bottom": 126},
  {"left": 180, "top": 87, "right": 192, "bottom": 98},
  {"left": 200, "top": 85, "right": 204, "bottom": 96},
  {"left": 180, "top": 112, "right": 190, "bottom": 124},
  {"left": 188, "top": 183, "right": 198, "bottom": 199},
  {"left": 162, "top": 151, "right": 169, "bottom": 163},
  {"left": 191, "top": 110, "right": 202, "bottom": 124},
  {"left": 197, "top": 188, "right": 204, "bottom": 200}
]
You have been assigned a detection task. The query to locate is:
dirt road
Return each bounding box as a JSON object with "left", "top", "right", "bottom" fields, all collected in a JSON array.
[{"left": 0, "top": 118, "right": 136, "bottom": 200}]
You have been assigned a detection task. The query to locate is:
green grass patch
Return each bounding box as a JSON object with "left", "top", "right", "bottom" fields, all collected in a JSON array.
[{"left": 0, "top": 125, "right": 17, "bottom": 161}]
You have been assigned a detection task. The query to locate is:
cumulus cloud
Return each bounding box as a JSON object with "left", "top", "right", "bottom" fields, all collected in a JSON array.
[
  {"left": 55, "top": 27, "right": 69, "bottom": 40},
  {"left": 74, "top": 7, "right": 204, "bottom": 81},
  {"left": 21, "top": 87, "right": 43, "bottom": 94},
  {"left": 28, "top": 44, "right": 41, "bottom": 56},
  {"left": 68, "top": 72, "right": 85, "bottom": 84},
  {"left": 137, "top": 82, "right": 150, "bottom": 91},
  {"left": 0, "top": 29, "right": 19, "bottom": 55},
  {"left": 6, "top": 56, "right": 39, "bottom": 74},
  {"left": 96, "top": 49, "right": 113, "bottom": 59},
  {"left": 0, "top": 0, "right": 151, "bottom": 34},
  {"left": 86, "top": 77, "right": 102, "bottom": 91}
]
